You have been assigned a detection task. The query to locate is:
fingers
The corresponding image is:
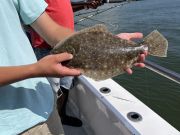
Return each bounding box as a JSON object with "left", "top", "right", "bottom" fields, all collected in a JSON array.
[
  {"left": 128, "top": 33, "right": 143, "bottom": 40},
  {"left": 117, "top": 32, "right": 147, "bottom": 75},
  {"left": 138, "top": 53, "right": 145, "bottom": 62},
  {"left": 134, "top": 52, "right": 147, "bottom": 68},
  {"left": 58, "top": 66, "right": 81, "bottom": 76},
  {"left": 137, "top": 51, "right": 148, "bottom": 63},
  {"left": 53, "top": 53, "right": 81, "bottom": 76},
  {"left": 134, "top": 63, "right": 145, "bottom": 67},
  {"left": 144, "top": 51, "right": 148, "bottom": 56},
  {"left": 125, "top": 68, "right": 133, "bottom": 75},
  {"left": 125, "top": 51, "right": 147, "bottom": 74},
  {"left": 55, "top": 53, "right": 73, "bottom": 63},
  {"left": 117, "top": 33, "right": 143, "bottom": 40},
  {"left": 125, "top": 62, "right": 145, "bottom": 75}
]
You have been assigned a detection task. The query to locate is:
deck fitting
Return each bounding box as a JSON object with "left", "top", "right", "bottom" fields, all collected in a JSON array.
[
  {"left": 100, "top": 87, "right": 111, "bottom": 94},
  {"left": 127, "top": 112, "right": 142, "bottom": 122}
]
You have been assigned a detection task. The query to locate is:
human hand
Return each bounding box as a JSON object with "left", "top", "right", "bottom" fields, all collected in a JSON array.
[
  {"left": 34, "top": 53, "right": 81, "bottom": 77},
  {"left": 116, "top": 33, "right": 148, "bottom": 74}
]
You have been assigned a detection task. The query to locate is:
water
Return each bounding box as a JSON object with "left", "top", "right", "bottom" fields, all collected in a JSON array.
[{"left": 74, "top": 0, "right": 180, "bottom": 131}]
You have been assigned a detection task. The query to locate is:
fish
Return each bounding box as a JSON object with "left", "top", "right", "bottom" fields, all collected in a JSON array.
[{"left": 51, "top": 24, "right": 168, "bottom": 80}]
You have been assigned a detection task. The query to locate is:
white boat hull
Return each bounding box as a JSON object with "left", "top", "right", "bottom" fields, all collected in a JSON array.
[{"left": 66, "top": 76, "right": 179, "bottom": 135}]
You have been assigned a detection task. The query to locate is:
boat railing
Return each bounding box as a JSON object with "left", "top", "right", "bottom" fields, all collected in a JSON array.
[{"left": 145, "top": 60, "right": 180, "bottom": 85}]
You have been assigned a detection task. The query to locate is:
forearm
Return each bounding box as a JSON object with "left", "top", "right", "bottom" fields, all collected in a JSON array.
[
  {"left": 31, "top": 12, "right": 74, "bottom": 47},
  {"left": 0, "top": 53, "right": 81, "bottom": 86},
  {"left": 0, "top": 64, "right": 38, "bottom": 86}
]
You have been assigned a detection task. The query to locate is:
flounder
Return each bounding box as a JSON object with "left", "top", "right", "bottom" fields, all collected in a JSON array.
[{"left": 51, "top": 24, "right": 168, "bottom": 80}]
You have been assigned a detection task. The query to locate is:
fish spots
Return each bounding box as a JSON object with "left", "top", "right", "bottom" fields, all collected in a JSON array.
[
  {"left": 103, "top": 64, "right": 107, "bottom": 69},
  {"left": 52, "top": 24, "right": 168, "bottom": 80},
  {"left": 85, "top": 65, "right": 89, "bottom": 69}
]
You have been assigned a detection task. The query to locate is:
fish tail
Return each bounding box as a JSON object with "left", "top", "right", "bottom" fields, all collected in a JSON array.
[{"left": 142, "top": 30, "right": 168, "bottom": 57}]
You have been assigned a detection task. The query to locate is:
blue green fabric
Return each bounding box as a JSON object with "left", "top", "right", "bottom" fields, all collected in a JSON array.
[{"left": 0, "top": 0, "right": 54, "bottom": 134}]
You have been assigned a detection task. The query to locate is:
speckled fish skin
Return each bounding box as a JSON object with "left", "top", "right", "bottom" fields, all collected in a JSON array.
[{"left": 51, "top": 24, "right": 168, "bottom": 80}]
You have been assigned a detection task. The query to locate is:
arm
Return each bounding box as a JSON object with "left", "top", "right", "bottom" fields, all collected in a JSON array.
[
  {"left": 0, "top": 53, "right": 80, "bottom": 86},
  {"left": 31, "top": 12, "right": 74, "bottom": 47},
  {"left": 0, "top": 64, "right": 38, "bottom": 86},
  {"left": 31, "top": 12, "right": 146, "bottom": 75}
]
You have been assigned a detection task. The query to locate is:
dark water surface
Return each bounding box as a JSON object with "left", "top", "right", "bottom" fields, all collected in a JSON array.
[{"left": 75, "top": 0, "right": 180, "bottom": 130}]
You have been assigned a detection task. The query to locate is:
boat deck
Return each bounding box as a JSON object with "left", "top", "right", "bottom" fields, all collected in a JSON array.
[{"left": 63, "top": 99, "right": 88, "bottom": 135}]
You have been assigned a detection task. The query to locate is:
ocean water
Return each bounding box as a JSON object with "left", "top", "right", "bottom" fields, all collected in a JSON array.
[{"left": 74, "top": 0, "right": 180, "bottom": 130}]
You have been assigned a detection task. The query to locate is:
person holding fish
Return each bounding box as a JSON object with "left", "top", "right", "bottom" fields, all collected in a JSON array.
[
  {"left": 29, "top": 0, "right": 103, "bottom": 128},
  {"left": 0, "top": 0, "right": 148, "bottom": 134},
  {"left": 29, "top": 0, "right": 148, "bottom": 128}
]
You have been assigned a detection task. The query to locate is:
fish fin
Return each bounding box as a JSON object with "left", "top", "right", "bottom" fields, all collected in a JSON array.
[
  {"left": 52, "top": 24, "right": 109, "bottom": 54},
  {"left": 79, "top": 24, "right": 109, "bottom": 33},
  {"left": 142, "top": 30, "right": 168, "bottom": 57}
]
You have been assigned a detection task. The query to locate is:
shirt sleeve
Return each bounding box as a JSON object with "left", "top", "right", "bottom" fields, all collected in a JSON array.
[{"left": 17, "top": 0, "right": 48, "bottom": 25}]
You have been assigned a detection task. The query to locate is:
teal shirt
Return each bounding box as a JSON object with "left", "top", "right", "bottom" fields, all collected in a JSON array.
[{"left": 0, "top": 0, "right": 54, "bottom": 134}]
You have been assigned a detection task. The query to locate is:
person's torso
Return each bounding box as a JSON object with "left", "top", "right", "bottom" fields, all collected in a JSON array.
[{"left": 0, "top": 0, "right": 54, "bottom": 134}]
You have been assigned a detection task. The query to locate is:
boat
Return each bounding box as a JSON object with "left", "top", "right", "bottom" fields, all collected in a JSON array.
[
  {"left": 62, "top": 1, "right": 180, "bottom": 134},
  {"left": 63, "top": 62, "right": 180, "bottom": 135}
]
